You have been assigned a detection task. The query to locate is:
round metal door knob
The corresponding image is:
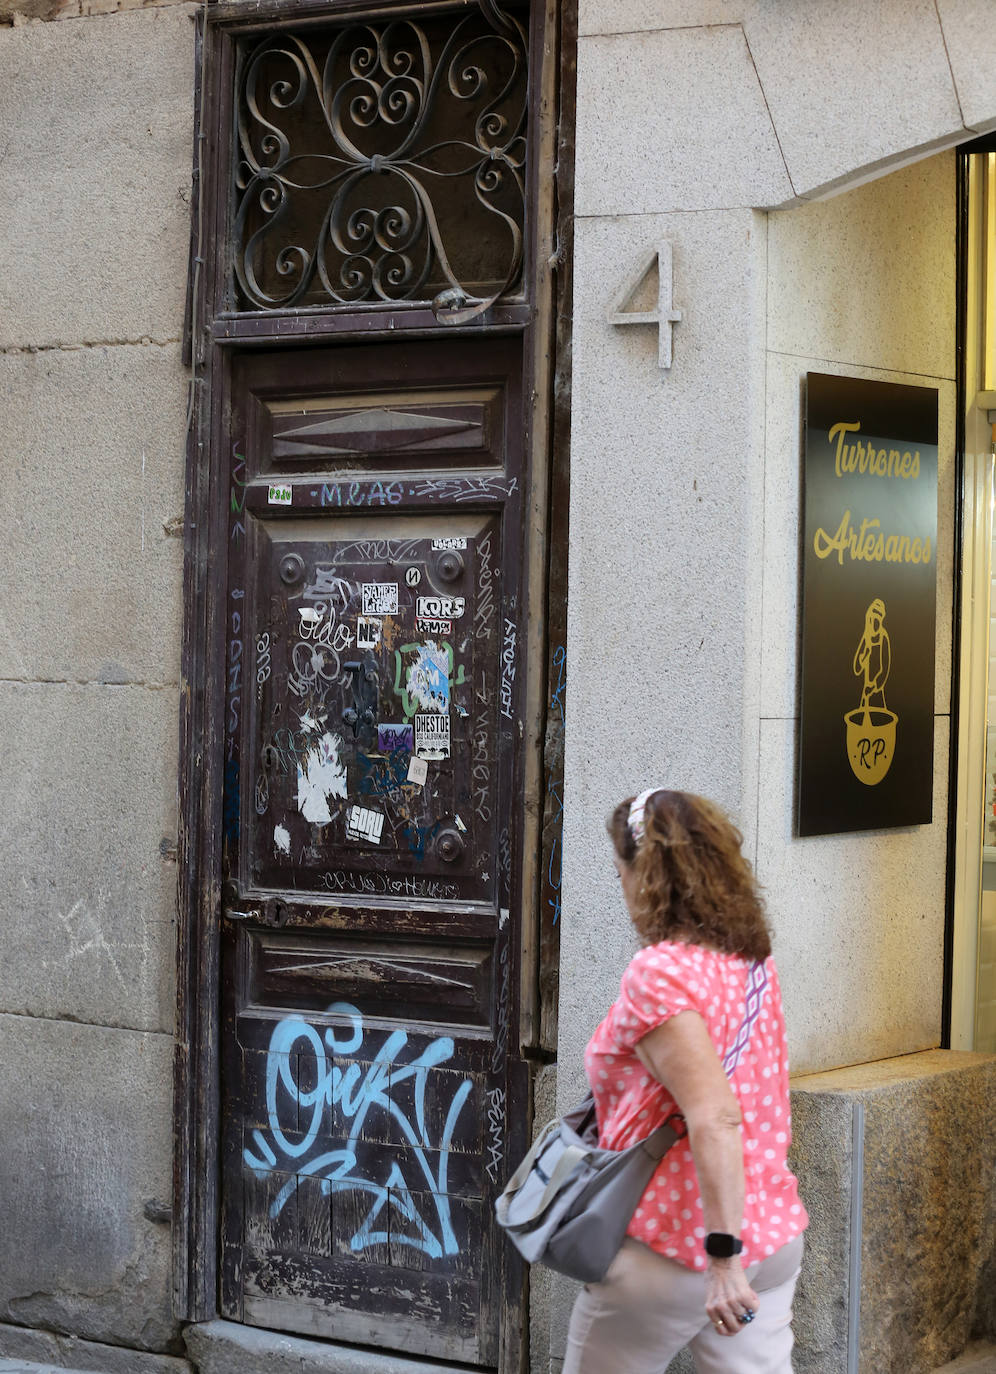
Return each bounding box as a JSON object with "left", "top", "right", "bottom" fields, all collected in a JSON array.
[
  {"left": 279, "top": 552, "right": 305, "bottom": 585},
  {"left": 434, "top": 827, "right": 466, "bottom": 864},
  {"left": 436, "top": 551, "right": 465, "bottom": 582}
]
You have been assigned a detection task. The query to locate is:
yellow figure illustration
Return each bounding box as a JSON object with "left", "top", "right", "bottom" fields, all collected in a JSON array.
[{"left": 844, "top": 598, "right": 898, "bottom": 785}]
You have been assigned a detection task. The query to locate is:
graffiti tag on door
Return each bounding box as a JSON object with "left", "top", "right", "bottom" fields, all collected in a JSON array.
[{"left": 243, "top": 1003, "right": 473, "bottom": 1258}]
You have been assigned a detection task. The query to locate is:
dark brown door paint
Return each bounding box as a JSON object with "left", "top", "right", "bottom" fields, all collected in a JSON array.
[{"left": 217, "top": 336, "right": 529, "bottom": 1364}]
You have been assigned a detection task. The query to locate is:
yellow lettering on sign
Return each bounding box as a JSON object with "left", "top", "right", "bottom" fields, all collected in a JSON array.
[
  {"left": 813, "top": 510, "right": 932, "bottom": 566},
  {"left": 829, "top": 420, "right": 920, "bottom": 481}
]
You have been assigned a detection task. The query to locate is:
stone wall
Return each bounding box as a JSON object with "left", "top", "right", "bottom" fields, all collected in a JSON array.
[
  {"left": 559, "top": 0, "right": 989, "bottom": 1127},
  {"left": 789, "top": 1052, "right": 996, "bottom": 1374},
  {"left": 552, "top": 1, "right": 996, "bottom": 1370},
  {"left": 0, "top": 3, "right": 194, "bottom": 1355}
]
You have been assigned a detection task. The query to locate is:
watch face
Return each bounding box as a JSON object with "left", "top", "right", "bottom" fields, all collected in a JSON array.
[{"left": 705, "top": 1232, "right": 743, "bottom": 1258}]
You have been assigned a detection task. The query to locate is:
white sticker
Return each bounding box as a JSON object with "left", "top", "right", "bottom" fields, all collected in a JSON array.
[
  {"left": 268, "top": 484, "right": 292, "bottom": 506},
  {"left": 454, "top": 814, "right": 466, "bottom": 833},
  {"left": 357, "top": 616, "right": 382, "bottom": 650},
  {"left": 362, "top": 583, "right": 399, "bottom": 616},
  {"left": 416, "top": 617, "right": 452, "bottom": 636},
  {"left": 273, "top": 824, "right": 291, "bottom": 855},
  {"left": 405, "top": 567, "right": 422, "bottom": 587},
  {"left": 415, "top": 712, "right": 451, "bottom": 760},
  {"left": 296, "top": 732, "right": 348, "bottom": 825},
  {"left": 417, "top": 595, "right": 465, "bottom": 620},
  {"left": 407, "top": 756, "right": 429, "bottom": 786},
  {"left": 345, "top": 805, "right": 385, "bottom": 844},
  {"left": 432, "top": 537, "right": 468, "bottom": 550}
]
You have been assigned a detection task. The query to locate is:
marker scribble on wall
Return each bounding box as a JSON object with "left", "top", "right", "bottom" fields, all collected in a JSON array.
[{"left": 243, "top": 1003, "right": 473, "bottom": 1258}]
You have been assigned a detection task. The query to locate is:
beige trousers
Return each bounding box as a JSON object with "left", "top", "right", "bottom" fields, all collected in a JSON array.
[{"left": 562, "top": 1234, "right": 804, "bottom": 1374}]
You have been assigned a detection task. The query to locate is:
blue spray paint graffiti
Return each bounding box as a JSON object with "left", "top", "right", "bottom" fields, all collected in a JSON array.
[
  {"left": 550, "top": 644, "right": 566, "bottom": 726},
  {"left": 243, "top": 1003, "right": 472, "bottom": 1258},
  {"left": 403, "top": 818, "right": 442, "bottom": 862}
]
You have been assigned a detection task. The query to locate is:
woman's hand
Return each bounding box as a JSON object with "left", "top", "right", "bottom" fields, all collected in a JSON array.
[{"left": 704, "top": 1256, "right": 760, "bottom": 1337}]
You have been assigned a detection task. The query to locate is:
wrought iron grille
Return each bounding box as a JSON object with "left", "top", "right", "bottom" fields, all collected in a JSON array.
[{"left": 233, "top": 3, "right": 528, "bottom": 316}]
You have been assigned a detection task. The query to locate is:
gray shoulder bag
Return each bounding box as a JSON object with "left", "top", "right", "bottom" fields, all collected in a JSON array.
[
  {"left": 495, "top": 959, "right": 768, "bottom": 1284},
  {"left": 494, "top": 1092, "right": 683, "bottom": 1283}
]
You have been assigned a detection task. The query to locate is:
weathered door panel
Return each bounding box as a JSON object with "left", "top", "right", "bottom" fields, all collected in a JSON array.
[{"left": 219, "top": 337, "right": 528, "bottom": 1365}]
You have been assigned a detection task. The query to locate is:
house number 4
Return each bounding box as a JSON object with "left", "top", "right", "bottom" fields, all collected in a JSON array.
[{"left": 607, "top": 242, "right": 683, "bottom": 369}]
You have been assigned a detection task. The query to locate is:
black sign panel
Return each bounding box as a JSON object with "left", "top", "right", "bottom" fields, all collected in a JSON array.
[{"left": 798, "top": 373, "right": 938, "bottom": 837}]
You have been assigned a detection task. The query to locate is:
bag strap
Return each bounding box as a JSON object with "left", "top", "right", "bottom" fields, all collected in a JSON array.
[
  {"left": 500, "top": 958, "right": 770, "bottom": 1208},
  {"left": 722, "top": 959, "right": 768, "bottom": 1076},
  {"left": 646, "top": 958, "right": 769, "bottom": 1142}
]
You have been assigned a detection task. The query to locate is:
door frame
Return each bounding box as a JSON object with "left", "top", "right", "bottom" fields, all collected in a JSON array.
[
  {"left": 171, "top": 0, "right": 576, "bottom": 1355},
  {"left": 947, "top": 134, "right": 996, "bottom": 1051}
]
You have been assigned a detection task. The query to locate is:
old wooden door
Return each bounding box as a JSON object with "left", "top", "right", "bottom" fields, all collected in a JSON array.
[{"left": 217, "top": 335, "right": 529, "bottom": 1365}]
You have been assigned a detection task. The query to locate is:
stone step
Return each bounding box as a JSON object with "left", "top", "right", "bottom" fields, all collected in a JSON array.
[
  {"left": 0, "top": 1323, "right": 191, "bottom": 1374},
  {"left": 0, "top": 1365, "right": 106, "bottom": 1374},
  {"left": 0, "top": 1362, "right": 191, "bottom": 1374},
  {"left": 184, "top": 1321, "right": 477, "bottom": 1374}
]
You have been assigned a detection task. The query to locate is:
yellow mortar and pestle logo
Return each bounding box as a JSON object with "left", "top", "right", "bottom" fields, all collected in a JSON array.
[
  {"left": 846, "top": 598, "right": 896, "bottom": 786},
  {"left": 845, "top": 706, "right": 898, "bottom": 785}
]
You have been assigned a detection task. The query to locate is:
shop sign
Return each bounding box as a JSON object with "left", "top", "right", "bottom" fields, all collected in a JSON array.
[{"left": 798, "top": 373, "right": 938, "bottom": 837}]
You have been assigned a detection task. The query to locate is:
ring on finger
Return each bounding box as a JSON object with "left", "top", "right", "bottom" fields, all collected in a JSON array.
[
  {"left": 714, "top": 1319, "right": 726, "bottom": 1331},
  {"left": 737, "top": 1309, "right": 755, "bottom": 1325}
]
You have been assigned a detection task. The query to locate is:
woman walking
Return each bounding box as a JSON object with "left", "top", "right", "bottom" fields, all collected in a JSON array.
[{"left": 563, "top": 789, "right": 807, "bottom": 1374}]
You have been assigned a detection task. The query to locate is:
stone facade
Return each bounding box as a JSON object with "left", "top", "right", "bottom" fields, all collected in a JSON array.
[
  {"left": 0, "top": 1, "right": 194, "bottom": 1360},
  {"left": 0, "top": 2, "right": 994, "bottom": 1373}
]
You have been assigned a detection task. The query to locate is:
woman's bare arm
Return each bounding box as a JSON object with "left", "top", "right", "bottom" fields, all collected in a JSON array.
[{"left": 636, "top": 1009, "right": 759, "bottom": 1337}]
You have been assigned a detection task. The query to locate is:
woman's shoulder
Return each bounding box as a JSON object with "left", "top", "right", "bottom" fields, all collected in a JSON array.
[
  {"left": 630, "top": 938, "right": 758, "bottom": 968},
  {"left": 621, "top": 939, "right": 720, "bottom": 991}
]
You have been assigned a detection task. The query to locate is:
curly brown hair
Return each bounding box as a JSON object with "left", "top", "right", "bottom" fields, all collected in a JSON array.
[{"left": 607, "top": 790, "right": 771, "bottom": 960}]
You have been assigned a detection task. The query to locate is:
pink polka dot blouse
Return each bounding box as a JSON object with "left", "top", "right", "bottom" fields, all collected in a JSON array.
[{"left": 585, "top": 941, "right": 807, "bottom": 1271}]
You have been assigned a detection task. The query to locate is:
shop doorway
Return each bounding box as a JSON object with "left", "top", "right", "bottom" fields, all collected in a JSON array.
[{"left": 951, "top": 139, "right": 996, "bottom": 1054}]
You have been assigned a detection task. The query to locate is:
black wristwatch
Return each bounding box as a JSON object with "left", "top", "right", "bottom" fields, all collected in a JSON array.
[{"left": 704, "top": 1232, "right": 743, "bottom": 1258}]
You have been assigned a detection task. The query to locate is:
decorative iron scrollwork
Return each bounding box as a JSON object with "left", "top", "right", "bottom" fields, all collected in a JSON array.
[{"left": 233, "top": 4, "right": 528, "bottom": 320}]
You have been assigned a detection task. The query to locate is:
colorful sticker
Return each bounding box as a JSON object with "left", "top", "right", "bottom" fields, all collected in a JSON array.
[
  {"left": 407, "top": 756, "right": 429, "bottom": 786},
  {"left": 268, "top": 484, "right": 292, "bottom": 506},
  {"left": 356, "top": 616, "right": 382, "bottom": 650},
  {"left": 417, "top": 595, "right": 465, "bottom": 620},
  {"left": 345, "top": 805, "right": 385, "bottom": 844},
  {"left": 415, "top": 616, "right": 452, "bottom": 636},
  {"left": 362, "top": 583, "right": 399, "bottom": 616},
  {"left": 432, "top": 537, "right": 467, "bottom": 551},
  {"left": 407, "top": 643, "right": 450, "bottom": 714},
  {"left": 415, "top": 713, "right": 450, "bottom": 760},
  {"left": 378, "top": 723, "right": 414, "bottom": 754}
]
